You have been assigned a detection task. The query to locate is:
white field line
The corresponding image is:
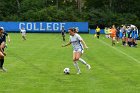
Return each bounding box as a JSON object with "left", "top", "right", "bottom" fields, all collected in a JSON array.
[{"left": 98, "top": 39, "right": 140, "bottom": 64}]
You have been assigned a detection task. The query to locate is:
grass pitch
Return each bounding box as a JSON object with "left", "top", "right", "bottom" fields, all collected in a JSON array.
[{"left": 1, "top": 33, "right": 140, "bottom": 93}]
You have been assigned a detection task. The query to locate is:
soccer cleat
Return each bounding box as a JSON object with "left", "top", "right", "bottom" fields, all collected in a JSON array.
[
  {"left": 77, "top": 70, "right": 81, "bottom": 74},
  {"left": 0, "top": 67, "right": 7, "bottom": 72},
  {"left": 86, "top": 64, "right": 91, "bottom": 70}
]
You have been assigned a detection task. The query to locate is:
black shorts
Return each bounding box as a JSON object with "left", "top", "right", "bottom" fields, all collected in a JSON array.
[
  {"left": 61, "top": 32, "right": 65, "bottom": 36},
  {"left": 96, "top": 32, "right": 100, "bottom": 36},
  {"left": 116, "top": 34, "right": 119, "bottom": 37},
  {"left": 116, "top": 32, "right": 120, "bottom": 37},
  {"left": 128, "top": 33, "right": 132, "bottom": 38}
]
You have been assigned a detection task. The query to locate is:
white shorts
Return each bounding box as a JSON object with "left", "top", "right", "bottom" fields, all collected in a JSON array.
[
  {"left": 73, "top": 48, "right": 84, "bottom": 54},
  {"left": 22, "top": 32, "right": 26, "bottom": 36}
]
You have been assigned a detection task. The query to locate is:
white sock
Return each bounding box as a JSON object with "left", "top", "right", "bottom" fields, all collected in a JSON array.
[
  {"left": 73, "top": 62, "right": 80, "bottom": 72},
  {"left": 79, "top": 58, "right": 87, "bottom": 65}
]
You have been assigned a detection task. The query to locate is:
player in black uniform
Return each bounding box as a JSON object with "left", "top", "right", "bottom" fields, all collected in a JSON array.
[
  {"left": 61, "top": 27, "right": 66, "bottom": 42},
  {"left": 0, "top": 28, "right": 7, "bottom": 72},
  {"left": 116, "top": 26, "right": 120, "bottom": 43},
  {"left": 0, "top": 27, "right": 10, "bottom": 48}
]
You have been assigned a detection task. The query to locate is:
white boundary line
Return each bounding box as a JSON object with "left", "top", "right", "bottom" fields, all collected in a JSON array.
[{"left": 98, "top": 39, "right": 140, "bottom": 64}]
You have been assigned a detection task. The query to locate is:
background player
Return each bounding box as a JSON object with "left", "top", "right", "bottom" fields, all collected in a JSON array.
[
  {"left": 110, "top": 25, "right": 116, "bottom": 46},
  {"left": 20, "top": 27, "right": 26, "bottom": 40},
  {"left": 95, "top": 26, "right": 101, "bottom": 39},
  {"left": 61, "top": 26, "right": 66, "bottom": 42}
]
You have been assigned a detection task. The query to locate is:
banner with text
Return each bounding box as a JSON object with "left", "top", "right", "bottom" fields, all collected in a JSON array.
[{"left": 0, "top": 22, "right": 88, "bottom": 32}]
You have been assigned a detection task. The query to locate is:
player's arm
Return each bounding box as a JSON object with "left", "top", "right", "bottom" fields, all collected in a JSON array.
[
  {"left": 80, "top": 39, "right": 88, "bottom": 49},
  {"left": 62, "top": 42, "right": 71, "bottom": 47},
  {"left": 77, "top": 34, "right": 88, "bottom": 49},
  {"left": 0, "top": 42, "right": 6, "bottom": 56}
]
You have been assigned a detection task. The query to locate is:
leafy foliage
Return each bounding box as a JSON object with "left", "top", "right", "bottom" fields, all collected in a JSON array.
[{"left": 0, "top": 0, "right": 139, "bottom": 28}]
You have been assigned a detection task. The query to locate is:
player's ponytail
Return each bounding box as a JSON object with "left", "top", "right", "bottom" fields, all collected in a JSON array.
[
  {"left": 68, "top": 28, "right": 74, "bottom": 32},
  {"left": 69, "top": 28, "right": 77, "bottom": 33}
]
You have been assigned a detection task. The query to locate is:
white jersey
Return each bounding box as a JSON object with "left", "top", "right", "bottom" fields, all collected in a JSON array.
[
  {"left": 130, "top": 24, "right": 136, "bottom": 28},
  {"left": 20, "top": 29, "right": 26, "bottom": 36},
  {"left": 20, "top": 29, "right": 26, "bottom": 33},
  {"left": 70, "top": 33, "right": 83, "bottom": 51}
]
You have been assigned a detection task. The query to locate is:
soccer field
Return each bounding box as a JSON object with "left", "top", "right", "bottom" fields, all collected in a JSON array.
[{"left": 1, "top": 33, "right": 140, "bottom": 93}]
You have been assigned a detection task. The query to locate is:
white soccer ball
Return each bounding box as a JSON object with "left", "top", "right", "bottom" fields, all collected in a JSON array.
[{"left": 64, "top": 68, "right": 70, "bottom": 74}]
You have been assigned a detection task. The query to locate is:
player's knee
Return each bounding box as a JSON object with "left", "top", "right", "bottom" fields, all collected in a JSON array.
[
  {"left": 75, "top": 58, "right": 79, "bottom": 61},
  {"left": 73, "top": 58, "right": 79, "bottom": 62},
  {"left": 73, "top": 59, "right": 76, "bottom": 62},
  {"left": 0, "top": 55, "right": 4, "bottom": 58}
]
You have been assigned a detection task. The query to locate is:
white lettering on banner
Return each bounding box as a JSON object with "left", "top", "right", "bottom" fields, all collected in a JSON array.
[
  {"left": 19, "top": 22, "right": 66, "bottom": 31},
  {"left": 47, "top": 23, "right": 52, "bottom": 31},
  {"left": 60, "top": 23, "right": 66, "bottom": 30},
  {"left": 40, "top": 23, "right": 45, "bottom": 30},
  {"left": 27, "top": 23, "right": 32, "bottom": 30},
  {"left": 33, "top": 23, "right": 39, "bottom": 31},
  {"left": 19, "top": 23, "right": 25, "bottom": 29},
  {"left": 53, "top": 23, "right": 59, "bottom": 31}
]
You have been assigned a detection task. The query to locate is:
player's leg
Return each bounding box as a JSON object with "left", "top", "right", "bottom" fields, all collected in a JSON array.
[
  {"left": 122, "top": 37, "right": 126, "bottom": 46},
  {"left": 98, "top": 32, "right": 100, "bottom": 39},
  {"left": 131, "top": 38, "right": 137, "bottom": 47},
  {"left": 78, "top": 50, "right": 88, "bottom": 64},
  {"left": 63, "top": 35, "right": 65, "bottom": 41},
  {"left": 23, "top": 35, "right": 26, "bottom": 40},
  {"left": 61, "top": 33, "right": 65, "bottom": 42},
  {"left": 0, "top": 42, "right": 5, "bottom": 69},
  {"left": 73, "top": 51, "right": 81, "bottom": 74},
  {"left": 0, "top": 52, "right": 4, "bottom": 67},
  {"left": 97, "top": 32, "right": 99, "bottom": 39},
  {"left": 125, "top": 37, "right": 128, "bottom": 46},
  {"left": 111, "top": 37, "right": 115, "bottom": 46},
  {"left": 134, "top": 38, "right": 137, "bottom": 47},
  {"left": 77, "top": 50, "right": 91, "bottom": 69},
  {"left": 22, "top": 33, "right": 26, "bottom": 40},
  {"left": 0, "top": 52, "right": 6, "bottom": 72},
  {"left": 116, "top": 34, "right": 120, "bottom": 43},
  {"left": 128, "top": 37, "right": 131, "bottom": 47}
]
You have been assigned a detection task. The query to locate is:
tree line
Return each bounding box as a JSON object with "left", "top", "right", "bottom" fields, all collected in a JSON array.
[{"left": 0, "top": 0, "right": 139, "bottom": 28}]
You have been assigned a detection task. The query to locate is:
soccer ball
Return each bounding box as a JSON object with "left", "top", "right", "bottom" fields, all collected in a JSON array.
[{"left": 64, "top": 68, "right": 70, "bottom": 74}]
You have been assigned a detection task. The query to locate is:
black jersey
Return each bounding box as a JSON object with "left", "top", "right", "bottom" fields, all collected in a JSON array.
[
  {"left": 61, "top": 29, "right": 66, "bottom": 36},
  {"left": 3, "top": 32, "right": 8, "bottom": 36},
  {"left": 3, "top": 32, "right": 8, "bottom": 42},
  {"left": 0, "top": 34, "right": 6, "bottom": 44}
]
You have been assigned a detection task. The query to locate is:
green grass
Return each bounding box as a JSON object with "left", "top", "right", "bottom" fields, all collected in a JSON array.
[{"left": 1, "top": 33, "right": 140, "bottom": 93}]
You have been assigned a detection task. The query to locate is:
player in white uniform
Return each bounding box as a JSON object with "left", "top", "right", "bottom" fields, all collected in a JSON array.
[
  {"left": 62, "top": 28, "right": 91, "bottom": 74},
  {"left": 20, "top": 27, "right": 26, "bottom": 40}
]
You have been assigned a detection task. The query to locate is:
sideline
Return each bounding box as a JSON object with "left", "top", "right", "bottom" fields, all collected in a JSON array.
[{"left": 98, "top": 39, "right": 140, "bottom": 64}]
